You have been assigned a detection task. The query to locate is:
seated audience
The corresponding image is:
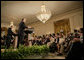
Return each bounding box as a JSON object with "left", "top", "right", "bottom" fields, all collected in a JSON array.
[
  {"left": 66, "top": 34, "right": 83, "bottom": 59},
  {"left": 1, "top": 26, "right": 83, "bottom": 59}
]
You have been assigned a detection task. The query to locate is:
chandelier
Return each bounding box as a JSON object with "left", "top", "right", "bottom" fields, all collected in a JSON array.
[{"left": 36, "top": 4, "right": 52, "bottom": 23}]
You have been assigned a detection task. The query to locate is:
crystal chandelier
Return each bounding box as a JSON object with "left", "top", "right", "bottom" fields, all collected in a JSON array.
[{"left": 36, "top": 4, "right": 52, "bottom": 23}]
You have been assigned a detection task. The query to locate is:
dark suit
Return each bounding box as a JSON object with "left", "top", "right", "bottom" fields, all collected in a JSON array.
[
  {"left": 49, "top": 42, "right": 58, "bottom": 53},
  {"left": 32, "top": 40, "right": 35, "bottom": 45},
  {"left": 57, "top": 37, "right": 59, "bottom": 44},
  {"left": 66, "top": 41, "right": 83, "bottom": 59},
  {"left": 36, "top": 40, "right": 40, "bottom": 45},
  {"left": 17, "top": 21, "right": 27, "bottom": 48},
  {"left": 6, "top": 28, "right": 16, "bottom": 48},
  {"left": 39, "top": 40, "right": 42, "bottom": 45}
]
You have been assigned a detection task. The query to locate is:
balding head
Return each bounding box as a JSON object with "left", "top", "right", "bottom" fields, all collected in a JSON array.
[{"left": 22, "top": 18, "right": 26, "bottom": 23}]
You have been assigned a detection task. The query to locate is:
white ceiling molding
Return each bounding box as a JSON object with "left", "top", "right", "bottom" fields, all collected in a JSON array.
[{"left": 1, "top": 1, "right": 83, "bottom": 26}]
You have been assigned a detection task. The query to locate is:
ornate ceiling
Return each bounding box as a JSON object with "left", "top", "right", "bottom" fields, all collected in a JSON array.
[{"left": 1, "top": 1, "right": 83, "bottom": 27}]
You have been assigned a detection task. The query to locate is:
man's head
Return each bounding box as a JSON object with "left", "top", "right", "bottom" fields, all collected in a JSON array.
[
  {"left": 52, "top": 33, "right": 55, "bottom": 37},
  {"left": 74, "top": 29, "right": 78, "bottom": 33},
  {"left": 57, "top": 33, "right": 59, "bottom": 35},
  {"left": 80, "top": 28, "right": 83, "bottom": 33},
  {"left": 71, "top": 33, "right": 79, "bottom": 42},
  {"left": 74, "top": 33, "right": 80, "bottom": 38},
  {"left": 10, "top": 25, "right": 13, "bottom": 29},
  {"left": 22, "top": 18, "right": 26, "bottom": 22}
]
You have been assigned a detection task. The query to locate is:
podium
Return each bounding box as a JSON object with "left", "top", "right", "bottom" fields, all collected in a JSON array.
[
  {"left": 24, "top": 28, "right": 34, "bottom": 46},
  {"left": 14, "top": 28, "right": 34, "bottom": 48}
]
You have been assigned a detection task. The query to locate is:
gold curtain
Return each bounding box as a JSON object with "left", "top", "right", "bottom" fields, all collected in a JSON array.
[
  {"left": 1, "top": 27, "right": 8, "bottom": 36},
  {"left": 54, "top": 19, "right": 71, "bottom": 35}
]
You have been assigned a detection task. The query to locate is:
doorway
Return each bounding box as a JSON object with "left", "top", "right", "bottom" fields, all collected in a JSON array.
[{"left": 54, "top": 19, "right": 71, "bottom": 35}]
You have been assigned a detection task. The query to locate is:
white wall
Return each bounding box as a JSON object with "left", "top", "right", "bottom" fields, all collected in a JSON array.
[
  {"left": 1, "top": 23, "right": 9, "bottom": 28},
  {"left": 29, "top": 8, "right": 83, "bottom": 36},
  {"left": 1, "top": 8, "right": 83, "bottom": 36}
]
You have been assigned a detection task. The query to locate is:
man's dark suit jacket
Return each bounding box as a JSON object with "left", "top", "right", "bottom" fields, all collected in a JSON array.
[
  {"left": 18, "top": 21, "right": 27, "bottom": 43},
  {"left": 7, "top": 28, "right": 16, "bottom": 43},
  {"left": 66, "top": 41, "right": 83, "bottom": 59}
]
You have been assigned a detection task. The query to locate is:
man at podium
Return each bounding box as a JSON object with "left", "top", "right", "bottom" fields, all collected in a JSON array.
[{"left": 17, "top": 18, "right": 28, "bottom": 48}]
